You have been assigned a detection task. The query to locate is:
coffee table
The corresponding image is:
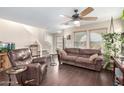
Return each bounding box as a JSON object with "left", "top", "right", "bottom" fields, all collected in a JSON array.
[{"left": 5, "top": 65, "right": 27, "bottom": 86}]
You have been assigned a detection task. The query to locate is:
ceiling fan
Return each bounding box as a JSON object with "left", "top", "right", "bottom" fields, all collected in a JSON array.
[{"left": 60, "top": 7, "right": 98, "bottom": 25}]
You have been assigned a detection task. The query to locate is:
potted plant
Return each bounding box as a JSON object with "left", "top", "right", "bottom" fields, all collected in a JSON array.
[
  {"left": 102, "top": 32, "right": 120, "bottom": 69},
  {"left": 119, "top": 33, "right": 124, "bottom": 56}
]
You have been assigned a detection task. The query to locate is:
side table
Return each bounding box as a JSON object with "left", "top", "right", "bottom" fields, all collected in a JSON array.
[
  {"left": 50, "top": 53, "right": 57, "bottom": 66},
  {"left": 112, "top": 57, "right": 124, "bottom": 85},
  {"left": 5, "top": 65, "right": 27, "bottom": 86}
]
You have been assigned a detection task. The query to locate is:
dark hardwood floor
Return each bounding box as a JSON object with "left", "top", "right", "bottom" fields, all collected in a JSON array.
[
  {"left": 41, "top": 56, "right": 113, "bottom": 86},
  {"left": 0, "top": 56, "right": 113, "bottom": 86}
]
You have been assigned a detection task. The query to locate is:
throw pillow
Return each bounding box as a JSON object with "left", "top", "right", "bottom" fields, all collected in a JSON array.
[
  {"left": 61, "top": 50, "right": 67, "bottom": 56},
  {"left": 89, "top": 54, "right": 98, "bottom": 62}
]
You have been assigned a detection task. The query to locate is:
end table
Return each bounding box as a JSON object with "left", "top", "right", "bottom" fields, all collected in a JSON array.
[
  {"left": 50, "top": 53, "right": 57, "bottom": 66},
  {"left": 5, "top": 65, "right": 27, "bottom": 86}
]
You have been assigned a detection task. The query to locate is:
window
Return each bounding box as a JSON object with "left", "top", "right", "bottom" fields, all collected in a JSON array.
[
  {"left": 74, "top": 28, "right": 107, "bottom": 49},
  {"left": 74, "top": 32, "right": 87, "bottom": 48},
  {"left": 90, "top": 32, "right": 103, "bottom": 49}
]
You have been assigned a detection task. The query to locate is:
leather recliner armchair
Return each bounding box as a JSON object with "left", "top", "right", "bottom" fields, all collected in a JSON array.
[{"left": 8, "top": 48, "right": 47, "bottom": 86}]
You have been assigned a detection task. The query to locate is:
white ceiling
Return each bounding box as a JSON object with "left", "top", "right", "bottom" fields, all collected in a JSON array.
[{"left": 0, "top": 7, "right": 123, "bottom": 33}]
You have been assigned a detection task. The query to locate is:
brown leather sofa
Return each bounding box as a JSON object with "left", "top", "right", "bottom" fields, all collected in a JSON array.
[
  {"left": 8, "top": 48, "right": 47, "bottom": 85},
  {"left": 57, "top": 48, "right": 103, "bottom": 71}
]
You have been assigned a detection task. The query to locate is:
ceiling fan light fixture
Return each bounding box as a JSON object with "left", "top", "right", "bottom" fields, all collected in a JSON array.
[
  {"left": 73, "top": 20, "right": 80, "bottom": 27},
  {"left": 60, "top": 7, "right": 96, "bottom": 27},
  {"left": 73, "top": 20, "right": 80, "bottom": 25}
]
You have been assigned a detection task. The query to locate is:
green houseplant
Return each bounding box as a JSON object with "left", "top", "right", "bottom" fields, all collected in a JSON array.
[
  {"left": 102, "top": 32, "right": 120, "bottom": 69},
  {"left": 119, "top": 33, "right": 124, "bottom": 56},
  {"left": 121, "top": 9, "right": 124, "bottom": 20}
]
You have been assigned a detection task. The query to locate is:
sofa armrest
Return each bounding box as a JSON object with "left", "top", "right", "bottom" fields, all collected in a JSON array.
[
  {"left": 32, "top": 57, "right": 47, "bottom": 64},
  {"left": 56, "top": 49, "right": 67, "bottom": 57},
  {"left": 56, "top": 49, "right": 61, "bottom": 62},
  {"left": 16, "top": 63, "right": 42, "bottom": 85},
  {"left": 56, "top": 50, "right": 62, "bottom": 57},
  {"left": 56, "top": 49, "right": 64, "bottom": 64},
  {"left": 27, "top": 63, "right": 41, "bottom": 69},
  {"left": 27, "top": 63, "right": 43, "bottom": 85},
  {"left": 95, "top": 56, "right": 103, "bottom": 61},
  {"left": 93, "top": 56, "right": 103, "bottom": 71},
  {"left": 95, "top": 56, "right": 104, "bottom": 64}
]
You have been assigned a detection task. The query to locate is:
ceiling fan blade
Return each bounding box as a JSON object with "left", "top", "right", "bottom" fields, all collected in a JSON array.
[
  {"left": 80, "top": 17, "right": 98, "bottom": 21},
  {"left": 80, "top": 7, "right": 94, "bottom": 16},
  {"left": 60, "top": 15, "right": 72, "bottom": 19}
]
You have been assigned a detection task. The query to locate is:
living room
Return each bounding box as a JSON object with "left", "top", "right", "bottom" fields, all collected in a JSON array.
[{"left": 0, "top": 7, "right": 124, "bottom": 87}]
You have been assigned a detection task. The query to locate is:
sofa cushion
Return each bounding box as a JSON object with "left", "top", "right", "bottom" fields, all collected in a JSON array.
[
  {"left": 89, "top": 54, "right": 98, "bottom": 62},
  {"left": 78, "top": 55, "right": 90, "bottom": 58},
  {"left": 16, "top": 58, "right": 32, "bottom": 65},
  {"left": 76, "top": 57, "right": 90, "bottom": 63},
  {"left": 67, "top": 53, "right": 90, "bottom": 58},
  {"left": 64, "top": 48, "right": 79, "bottom": 54},
  {"left": 79, "top": 49, "right": 101, "bottom": 55},
  {"left": 67, "top": 53, "right": 79, "bottom": 57},
  {"left": 61, "top": 55, "right": 77, "bottom": 61}
]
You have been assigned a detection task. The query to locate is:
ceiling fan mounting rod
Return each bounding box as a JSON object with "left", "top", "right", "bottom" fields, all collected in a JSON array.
[{"left": 74, "top": 9, "right": 78, "bottom": 13}]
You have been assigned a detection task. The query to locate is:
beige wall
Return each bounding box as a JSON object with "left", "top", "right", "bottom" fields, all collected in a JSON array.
[
  {"left": 53, "top": 18, "right": 124, "bottom": 51},
  {"left": 0, "top": 18, "right": 51, "bottom": 56}
]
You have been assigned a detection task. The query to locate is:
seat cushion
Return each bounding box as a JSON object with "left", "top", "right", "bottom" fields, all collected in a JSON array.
[
  {"left": 76, "top": 57, "right": 91, "bottom": 63},
  {"left": 67, "top": 53, "right": 79, "bottom": 57},
  {"left": 32, "top": 57, "right": 47, "bottom": 64},
  {"left": 78, "top": 55, "right": 90, "bottom": 58},
  {"left": 15, "top": 58, "right": 32, "bottom": 65},
  {"left": 61, "top": 55, "right": 77, "bottom": 61}
]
